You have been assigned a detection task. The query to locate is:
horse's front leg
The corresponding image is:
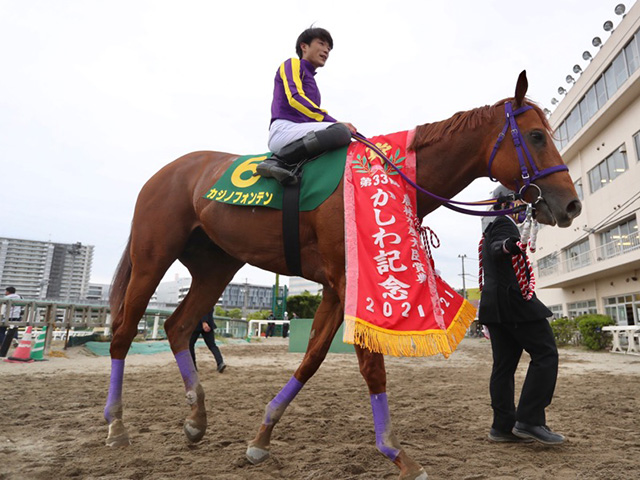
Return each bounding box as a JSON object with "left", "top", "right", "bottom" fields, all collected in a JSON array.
[
  {"left": 356, "top": 346, "right": 427, "bottom": 480},
  {"left": 174, "top": 349, "right": 207, "bottom": 442},
  {"left": 246, "top": 288, "right": 343, "bottom": 464}
]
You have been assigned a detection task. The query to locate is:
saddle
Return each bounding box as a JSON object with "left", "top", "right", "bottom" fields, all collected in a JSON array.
[{"left": 204, "top": 147, "right": 348, "bottom": 275}]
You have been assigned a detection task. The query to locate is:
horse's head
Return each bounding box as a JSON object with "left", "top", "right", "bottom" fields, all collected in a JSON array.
[{"left": 487, "top": 71, "right": 582, "bottom": 227}]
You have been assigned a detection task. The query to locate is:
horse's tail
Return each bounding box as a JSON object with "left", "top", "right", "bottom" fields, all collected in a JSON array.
[{"left": 109, "top": 233, "right": 133, "bottom": 318}]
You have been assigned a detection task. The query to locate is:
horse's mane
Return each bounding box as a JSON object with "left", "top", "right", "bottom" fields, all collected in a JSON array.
[{"left": 409, "top": 98, "right": 551, "bottom": 151}]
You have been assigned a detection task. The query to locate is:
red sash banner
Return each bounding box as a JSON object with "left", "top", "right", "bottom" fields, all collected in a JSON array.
[{"left": 343, "top": 130, "right": 476, "bottom": 357}]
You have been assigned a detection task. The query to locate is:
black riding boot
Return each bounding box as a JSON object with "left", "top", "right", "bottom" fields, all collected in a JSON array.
[{"left": 257, "top": 123, "right": 351, "bottom": 184}]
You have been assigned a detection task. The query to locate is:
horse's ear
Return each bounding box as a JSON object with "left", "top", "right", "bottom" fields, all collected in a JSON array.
[{"left": 514, "top": 70, "right": 528, "bottom": 108}]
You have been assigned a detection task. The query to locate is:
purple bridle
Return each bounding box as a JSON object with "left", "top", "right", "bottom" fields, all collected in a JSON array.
[
  {"left": 487, "top": 102, "right": 568, "bottom": 198},
  {"left": 353, "top": 101, "right": 568, "bottom": 217}
]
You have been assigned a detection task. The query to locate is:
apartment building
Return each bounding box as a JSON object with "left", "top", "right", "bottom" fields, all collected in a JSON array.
[
  {"left": 0, "top": 237, "right": 93, "bottom": 300},
  {"left": 533, "top": 2, "right": 640, "bottom": 326}
]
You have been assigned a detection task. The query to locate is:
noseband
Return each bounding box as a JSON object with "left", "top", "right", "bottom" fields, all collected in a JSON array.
[
  {"left": 487, "top": 102, "right": 568, "bottom": 207},
  {"left": 353, "top": 101, "right": 568, "bottom": 217}
]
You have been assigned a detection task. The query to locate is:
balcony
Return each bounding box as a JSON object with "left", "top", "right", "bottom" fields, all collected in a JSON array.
[{"left": 537, "top": 231, "right": 640, "bottom": 288}]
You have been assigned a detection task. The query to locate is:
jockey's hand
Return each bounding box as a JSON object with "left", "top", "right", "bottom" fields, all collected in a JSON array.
[{"left": 339, "top": 121, "right": 357, "bottom": 134}]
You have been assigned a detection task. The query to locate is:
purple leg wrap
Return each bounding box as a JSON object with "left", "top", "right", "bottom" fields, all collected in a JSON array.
[
  {"left": 371, "top": 393, "right": 400, "bottom": 461},
  {"left": 175, "top": 350, "right": 198, "bottom": 391},
  {"left": 265, "top": 376, "right": 304, "bottom": 425},
  {"left": 104, "top": 359, "right": 124, "bottom": 423}
]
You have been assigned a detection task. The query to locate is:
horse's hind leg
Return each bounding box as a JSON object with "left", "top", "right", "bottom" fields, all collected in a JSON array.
[
  {"left": 355, "top": 346, "right": 426, "bottom": 480},
  {"left": 105, "top": 260, "right": 173, "bottom": 447},
  {"left": 246, "top": 287, "right": 343, "bottom": 464},
  {"left": 164, "top": 235, "right": 244, "bottom": 443}
]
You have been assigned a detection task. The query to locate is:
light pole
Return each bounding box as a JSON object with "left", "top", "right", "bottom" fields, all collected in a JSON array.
[{"left": 458, "top": 254, "right": 467, "bottom": 300}]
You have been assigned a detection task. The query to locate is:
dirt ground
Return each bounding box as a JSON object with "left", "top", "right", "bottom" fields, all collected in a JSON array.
[{"left": 1, "top": 337, "right": 639, "bottom": 480}]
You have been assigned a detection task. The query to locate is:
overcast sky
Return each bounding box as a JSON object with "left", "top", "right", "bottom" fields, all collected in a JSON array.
[{"left": 0, "top": 0, "right": 633, "bottom": 290}]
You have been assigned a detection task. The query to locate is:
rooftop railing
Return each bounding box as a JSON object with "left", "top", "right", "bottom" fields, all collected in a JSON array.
[{"left": 538, "top": 231, "right": 640, "bottom": 278}]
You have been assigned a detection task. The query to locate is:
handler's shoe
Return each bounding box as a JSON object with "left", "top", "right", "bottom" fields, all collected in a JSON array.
[
  {"left": 488, "top": 427, "right": 533, "bottom": 443},
  {"left": 512, "top": 422, "right": 565, "bottom": 445},
  {"left": 217, "top": 362, "right": 226, "bottom": 373},
  {"left": 255, "top": 159, "right": 298, "bottom": 185}
]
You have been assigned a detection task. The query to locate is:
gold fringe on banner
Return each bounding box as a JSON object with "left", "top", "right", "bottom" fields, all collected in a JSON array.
[{"left": 344, "top": 300, "right": 476, "bottom": 358}]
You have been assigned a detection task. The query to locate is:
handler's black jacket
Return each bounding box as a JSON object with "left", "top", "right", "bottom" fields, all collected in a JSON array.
[
  {"left": 195, "top": 310, "right": 218, "bottom": 333},
  {"left": 478, "top": 216, "right": 552, "bottom": 324}
]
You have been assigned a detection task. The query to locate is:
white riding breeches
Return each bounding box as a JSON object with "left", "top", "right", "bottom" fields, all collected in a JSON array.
[{"left": 268, "top": 119, "right": 335, "bottom": 152}]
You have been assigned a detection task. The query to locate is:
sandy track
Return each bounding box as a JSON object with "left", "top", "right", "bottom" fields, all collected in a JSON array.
[{"left": 1, "top": 337, "right": 639, "bottom": 479}]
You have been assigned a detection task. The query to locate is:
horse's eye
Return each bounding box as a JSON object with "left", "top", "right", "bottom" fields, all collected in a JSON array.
[{"left": 528, "top": 130, "right": 546, "bottom": 145}]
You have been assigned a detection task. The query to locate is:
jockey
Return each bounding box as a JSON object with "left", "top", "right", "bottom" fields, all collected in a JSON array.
[{"left": 256, "top": 27, "right": 357, "bottom": 184}]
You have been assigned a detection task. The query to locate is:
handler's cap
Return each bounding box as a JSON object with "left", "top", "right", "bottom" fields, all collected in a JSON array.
[{"left": 492, "top": 184, "right": 517, "bottom": 205}]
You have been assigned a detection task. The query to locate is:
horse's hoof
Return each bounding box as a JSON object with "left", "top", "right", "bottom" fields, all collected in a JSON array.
[
  {"left": 106, "top": 419, "right": 131, "bottom": 447},
  {"left": 399, "top": 468, "right": 428, "bottom": 480},
  {"left": 183, "top": 419, "right": 206, "bottom": 443},
  {"left": 246, "top": 444, "right": 270, "bottom": 465},
  {"left": 400, "top": 468, "right": 428, "bottom": 480}
]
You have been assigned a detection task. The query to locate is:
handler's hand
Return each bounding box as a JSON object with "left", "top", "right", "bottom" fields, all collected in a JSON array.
[
  {"left": 503, "top": 237, "right": 523, "bottom": 255},
  {"left": 202, "top": 322, "right": 211, "bottom": 332}
]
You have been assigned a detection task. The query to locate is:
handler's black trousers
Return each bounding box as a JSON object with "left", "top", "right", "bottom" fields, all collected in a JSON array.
[
  {"left": 486, "top": 320, "right": 558, "bottom": 431},
  {"left": 189, "top": 330, "right": 224, "bottom": 370}
]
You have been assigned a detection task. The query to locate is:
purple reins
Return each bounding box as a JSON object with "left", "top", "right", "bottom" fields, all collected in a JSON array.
[{"left": 352, "top": 102, "right": 568, "bottom": 218}]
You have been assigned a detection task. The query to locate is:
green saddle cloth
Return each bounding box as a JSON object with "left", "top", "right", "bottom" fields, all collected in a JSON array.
[{"left": 203, "top": 146, "right": 348, "bottom": 211}]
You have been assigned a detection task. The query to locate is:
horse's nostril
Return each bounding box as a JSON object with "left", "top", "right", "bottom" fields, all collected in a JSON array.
[{"left": 567, "top": 199, "right": 582, "bottom": 218}]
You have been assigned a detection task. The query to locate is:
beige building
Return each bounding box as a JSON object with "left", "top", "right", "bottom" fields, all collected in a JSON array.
[{"left": 533, "top": 2, "right": 640, "bottom": 325}]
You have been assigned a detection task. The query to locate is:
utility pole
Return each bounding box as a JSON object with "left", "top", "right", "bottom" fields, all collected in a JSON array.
[{"left": 458, "top": 254, "right": 467, "bottom": 300}]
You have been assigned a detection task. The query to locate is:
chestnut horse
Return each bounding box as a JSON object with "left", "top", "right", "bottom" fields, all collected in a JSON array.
[{"left": 105, "top": 72, "right": 581, "bottom": 479}]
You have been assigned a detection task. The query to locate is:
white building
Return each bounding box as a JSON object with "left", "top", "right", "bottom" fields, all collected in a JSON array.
[
  {"left": 86, "top": 283, "right": 111, "bottom": 303},
  {"left": 288, "top": 277, "right": 323, "bottom": 296},
  {"left": 155, "top": 276, "right": 279, "bottom": 312},
  {"left": 533, "top": 2, "right": 640, "bottom": 326},
  {"left": 0, "top": 237, "right": 93, "bottom": 300}
]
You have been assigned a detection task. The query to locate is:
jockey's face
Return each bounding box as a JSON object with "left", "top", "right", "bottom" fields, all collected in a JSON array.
[{"left": 301, "top": 38, "right": 331, "bottom": 69}]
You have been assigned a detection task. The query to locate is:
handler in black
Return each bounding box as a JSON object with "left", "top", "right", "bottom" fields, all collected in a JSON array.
[
  {"left": 189, "top": 310, "right": 226, "bottom": 373},
  {"left": 479, "top": 186, "right": 565, "bottom": 445}
]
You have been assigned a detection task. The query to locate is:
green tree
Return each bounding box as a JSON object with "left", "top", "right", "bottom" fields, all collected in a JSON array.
[
  {"left": 576, "top": 314, "right": 616, "bottom": 350},
  {"left": 286, "top": 291, "right": 322, "bottom": 319},
  {"left": 226, "top": 308, "right": 243, "bottom": 319},
  {"left": 550, "top": 317, "right": 578, "bottom": 346},
  {"left": 247, "top": 310, "right": 272, "bottom": 320}
]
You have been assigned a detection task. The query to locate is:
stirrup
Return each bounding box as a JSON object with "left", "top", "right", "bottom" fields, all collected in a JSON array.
[{"left": 255, "top": 159, "right": 298, "bottom": 186}]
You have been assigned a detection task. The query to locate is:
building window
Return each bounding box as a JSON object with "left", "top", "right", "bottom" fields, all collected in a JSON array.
[
  {"left": 599, "top": 217, "right": 639, "bottom": 260},
  {"left": 579, "top": 86, "right": 598, "bottom": 125},
  {"left": 604, "top": 65, "right": 617, "bottom": 98},
  {"left": 573, "top": 178, "right": 583, "bottom": 200},
  {"left": 604, "top": 294, "right": 640, "bottom": 326},
  {"left": 634, "top": 131, "right": 640, "bottom": 162},
  {"left": 594, "top": 75, "right": 608, "bottom": 111},
  {"left": 554, "top": 121, "right": 568, "bottom": 150},
  {"left": 565, "top": 107, "right": 582, "bottom": 139},
  {"left": 565, "top": 239, "right": 591, "bottom": 271},
  {"left": 612, "top": 51, "right": 629, "bottom": 89},
  {"left": 567, "top": 300, "right": 597, "bottom": 318},
  {"left": 537, "top": 253, "right": 559, "bottom": 277},
  {"left": 624, "top": 33, "right": 640, "bottom": 74},
  {"left": 547, "top": 304, "right": 564, "bottom": 319},
  {"left": 587, "top": 146, "right": 628, "bottom": 193}
]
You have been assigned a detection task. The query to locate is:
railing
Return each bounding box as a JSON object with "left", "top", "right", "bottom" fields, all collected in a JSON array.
[
  {"left": 0, "top": 298, "right": 248, "bottom": 353},
  {"left": 537, "top": 231, "right": 640, "bottom": 278}
]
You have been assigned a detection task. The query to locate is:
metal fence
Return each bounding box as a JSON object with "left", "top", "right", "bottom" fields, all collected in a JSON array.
[{"left": 0, "top": 298, "right": 248, "bottom": 353}]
